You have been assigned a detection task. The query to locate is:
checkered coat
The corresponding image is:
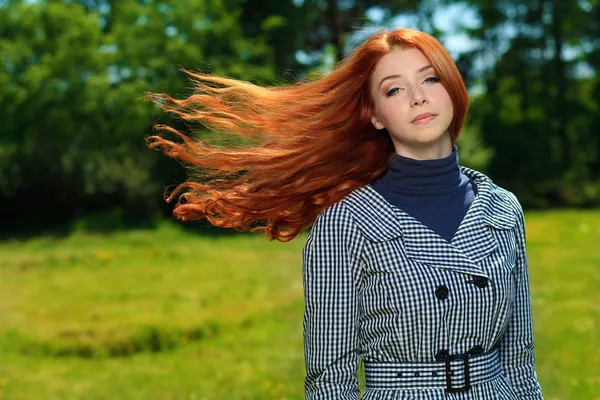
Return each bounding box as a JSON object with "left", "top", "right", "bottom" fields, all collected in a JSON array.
[{"left": 302, "top": 166, "right": 544, "bottom": 399}]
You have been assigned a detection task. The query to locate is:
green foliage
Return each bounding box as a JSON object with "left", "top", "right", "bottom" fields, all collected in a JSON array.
[
  {"left": 455, "top": 122, "right": 494, "bottom": 173},
  {"left": 450, "top": 0, "right": 599, "bottom": 207},
  {"left": 0, "top": 0, "right": 277, "bottom": 231},
  {"left": 0, "top": 0, "right": 598, "bottom": 234}
]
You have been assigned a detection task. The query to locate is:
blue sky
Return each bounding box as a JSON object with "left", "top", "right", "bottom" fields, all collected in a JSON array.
[
  {"left": 366, "top": 3, "right": 481, "bottom": 58},
  {"left": 295, "top": 3, "right": 487, "bottom": 75}
]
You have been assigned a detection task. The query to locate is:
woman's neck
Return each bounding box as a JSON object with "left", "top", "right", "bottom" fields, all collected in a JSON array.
[
  {"left": 378, "top": 144, "right": 461, "bottom": 196},
  {"left": 391, "top": 135, "right": 453, "bottom": 160}
]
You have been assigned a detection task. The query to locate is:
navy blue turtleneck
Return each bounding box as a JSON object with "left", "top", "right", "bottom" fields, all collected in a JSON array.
[{"left": 370, "top": 145, "right": 477, "bottom": 243}]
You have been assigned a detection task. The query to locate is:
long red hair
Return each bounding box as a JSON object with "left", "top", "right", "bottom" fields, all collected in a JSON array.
[{"left": 145, "top": 28, "right": 469, "bottom": 241}]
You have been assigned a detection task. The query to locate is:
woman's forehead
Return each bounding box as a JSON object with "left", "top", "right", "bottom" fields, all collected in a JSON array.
[{"left": 373, "top": 47, "right": 429, "bottom": 77}]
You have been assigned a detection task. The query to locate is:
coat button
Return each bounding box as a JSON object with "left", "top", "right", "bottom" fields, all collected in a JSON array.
[
  {"left": 469, "top": 345, "right": 485, "bottom": 355},
  {"left": 473, "top": 276, "right": 488, "bottom": 288},
  {"left": 435, "top": 285, "right": 449, "bottom": 300},
  {"left": 435, "top": 349, "right": 449, "bottom": 361}
]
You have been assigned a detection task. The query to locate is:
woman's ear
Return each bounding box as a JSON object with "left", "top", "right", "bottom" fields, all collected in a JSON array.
[{"left": 370, "top": 112, "right": 385, "bottom": 130}]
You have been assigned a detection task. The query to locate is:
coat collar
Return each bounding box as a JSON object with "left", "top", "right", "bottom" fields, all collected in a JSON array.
[{"left": 341, "top": 166, "right": 518, "bottom": 277}]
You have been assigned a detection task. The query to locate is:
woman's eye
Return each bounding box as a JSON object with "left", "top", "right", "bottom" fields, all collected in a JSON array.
[
  {"left": 424, "top": 76, "right": 441, "bottom": 84},
  {"left": 386, "top": 87, "right": 402, "bottom": 97}
]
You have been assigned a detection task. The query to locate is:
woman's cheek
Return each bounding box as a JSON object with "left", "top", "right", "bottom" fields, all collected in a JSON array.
[{"left": 381, "top": 101, "right": 405, "bottom": 123}]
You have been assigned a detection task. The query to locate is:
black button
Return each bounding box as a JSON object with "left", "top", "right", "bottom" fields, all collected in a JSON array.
[
  {"left": 414, "top": 372, "right": 420, "bottom": 377},
  {"left": 435, "top": 285, "right": 449, "bottom": 300},
  {"left": 473, "top": 276, "right": 488, "bottom": 288},
  {"left": 470, "top": 345, "right": 485, "bottom": 355},
  {"left": 435, "top": 349, "right": 449, "bottom": 361},
  {"left": 432, "top": 371, "right": 438, "bottom": 376},
  {"left": 396, "top": 372, "right": 403, "bottom": 377}
]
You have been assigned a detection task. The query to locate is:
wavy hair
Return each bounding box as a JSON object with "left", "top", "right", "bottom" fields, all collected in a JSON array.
[{"left": 145, "top": 28, "right": 469, "bottom": 241}]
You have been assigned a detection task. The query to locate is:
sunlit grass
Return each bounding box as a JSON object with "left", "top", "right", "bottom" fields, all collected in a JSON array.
[
  {"left": 0, "top": 210, "right": 598, "bottom": 399},
  {"left": 524, "top": 210, "right": 600, "bottom": 399}
]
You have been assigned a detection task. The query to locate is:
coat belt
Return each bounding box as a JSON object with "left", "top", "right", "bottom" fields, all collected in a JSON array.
[{"left": 364, "top": 344, "right": 502, "bottom": 393}]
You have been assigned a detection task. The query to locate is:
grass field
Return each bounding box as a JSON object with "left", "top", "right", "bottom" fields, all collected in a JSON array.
[{"left": 0, "top": 210, "right": 598, "bottom": 399}]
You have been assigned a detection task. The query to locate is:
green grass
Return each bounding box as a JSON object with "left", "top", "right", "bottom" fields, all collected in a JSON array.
[{"left": 0, "top": 211, "right": 598, "bottom": 399}]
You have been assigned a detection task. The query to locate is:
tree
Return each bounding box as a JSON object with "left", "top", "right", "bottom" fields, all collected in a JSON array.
[
  {"left": 0, "top": 0, "right": 277, "bottom": 231},
  {"left": 452, "top": 0, "right": 598, "bottom": 206}
]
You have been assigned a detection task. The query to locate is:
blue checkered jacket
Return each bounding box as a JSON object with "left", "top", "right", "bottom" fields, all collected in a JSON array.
[{"left": 302, "top": 166, "right": 544, "bottom": 399}]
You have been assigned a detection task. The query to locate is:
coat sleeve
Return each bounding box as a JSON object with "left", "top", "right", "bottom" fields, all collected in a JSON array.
[
  {"left": 302, "top": 202, "right": 363, "bottom": 400},
  {"left": 498, "top": 197, "right": 544, "bottom": 399}
]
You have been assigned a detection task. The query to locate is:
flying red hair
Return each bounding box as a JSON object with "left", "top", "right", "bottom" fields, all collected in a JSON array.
[{"left": 145, "top": 28, "right": 469, "bottom": 241}]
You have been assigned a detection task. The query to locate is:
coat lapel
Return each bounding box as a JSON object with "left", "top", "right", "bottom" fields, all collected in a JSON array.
[{"left": 341, "top": 166, "right": 518, "bottom": 277}]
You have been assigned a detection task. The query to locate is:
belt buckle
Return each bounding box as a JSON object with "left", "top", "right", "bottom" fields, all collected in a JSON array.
[{"left": 444, "top": 351, "right": 471, "bottom": 393}]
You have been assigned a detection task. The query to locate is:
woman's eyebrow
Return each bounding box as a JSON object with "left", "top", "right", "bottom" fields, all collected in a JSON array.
[{"left": 378, "top": 65, "right": 434, "bottom": 89}]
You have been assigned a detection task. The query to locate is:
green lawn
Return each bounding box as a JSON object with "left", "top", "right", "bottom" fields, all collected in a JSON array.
[{"left": 0, "top": 211, "right": 598, "bottom": 399}]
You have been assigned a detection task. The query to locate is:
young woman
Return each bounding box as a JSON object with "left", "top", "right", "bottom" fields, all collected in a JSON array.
[{"left": 146, "top": 28, "right": 544, "bottom": 399}]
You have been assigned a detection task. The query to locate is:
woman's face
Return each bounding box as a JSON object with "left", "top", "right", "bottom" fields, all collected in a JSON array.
[{"left": 369, "top": 46, "right": 454, "bottom": 159}]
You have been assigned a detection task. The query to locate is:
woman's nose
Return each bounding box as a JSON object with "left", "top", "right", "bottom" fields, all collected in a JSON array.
[{"left": 410, "top": 88, "right": 429, "bottom": 106}]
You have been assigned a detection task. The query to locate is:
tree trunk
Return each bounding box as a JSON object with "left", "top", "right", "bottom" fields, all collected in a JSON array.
[
  {"left": 326, "top": 0, "right": 344, "bottom": 63},
  {"left": 550, "top": 0, "right": 570, "bottom": 169}
]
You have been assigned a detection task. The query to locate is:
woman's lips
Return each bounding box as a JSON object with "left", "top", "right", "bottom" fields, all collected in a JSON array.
[{"left": 412, "top": 114, "right": 437, "bottom": 124}]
